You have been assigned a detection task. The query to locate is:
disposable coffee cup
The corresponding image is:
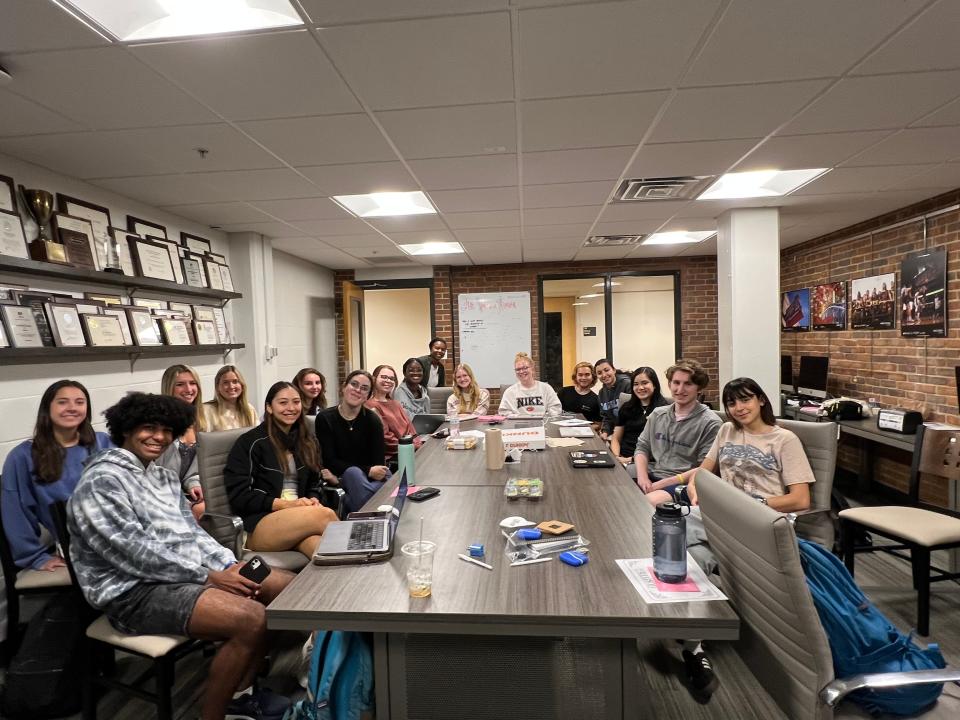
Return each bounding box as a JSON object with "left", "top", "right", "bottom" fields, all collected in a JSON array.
[{"left": 401, "top": 540, "right": 436, "bottom": 598}]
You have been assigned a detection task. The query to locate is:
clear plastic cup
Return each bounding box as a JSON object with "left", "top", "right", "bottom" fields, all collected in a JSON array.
[{"left": 401, "top": 540, "right": 436, "bottom": 598}]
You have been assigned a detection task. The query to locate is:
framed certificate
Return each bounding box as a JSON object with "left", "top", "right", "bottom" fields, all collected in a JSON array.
[
  {"left": 181, "top": 232, "right": 212, "bottom": 254},
  {"left": 206, "top": 251, "right": 226, "bottom": 263},
  {"left": 211, "top": 306, "right": 230, "bottom": 343},
  {"left": 159, "top": 317, "right": 192, "bottom": 345},
  {"left": 0, "top": 174, "right": 15, "bottom": 213},
  {"left": 57, "top": 195, "right": 113, "bottom": 270},
  {"left": 217, "top": 264, "right": 235, "bottom": 292},
  {"left": 133, "top": 297, "right": 168, "bottom": 310},
  {"left": 81, "top": 313, "right": 125, "bottom": 347},
  {"left": 126, "top": 307, "right": 162, "bottom": 346},
  {"left": 102, "top": 306, "right": 134, "bottom": 345},
  {"left": 45, "top": 302, "right": 87, "bottom": 347},
  {"left": 0, "top": 303, "right": 44, "bottom": 348},
  {"left": 192, "top": 305, "right": 215, "bottom": 322},
  {"left": 184, "top": 251, "right": 208, "bottom": 287},
  {"left": 149, "top": 236, "right": 185, "bottom": 284},
  {"left": 193, "top": 319, "right": 219, "bottom": 345},
  {"left": 52, "top": 213, "right": 99, "bottom": 270},
  {"left": 182, "top": 255, "right": 205, "bottom": 287},
  {"left": 110, "top": 229, "right": 138, "bottom": 276},
  {"left": 0, "top": 317, "right": 8, "bottom": 348},
  {"left": 128, "top": 215, "right": 167, "bottom": 240},
  {"left": 129, "top": 237, "right": 176, "bottom": 282},
  {"left": 84, "top": 292, "right": 124, "bottom": 306},
  {"left": 169, "top": 302, "right": 193, "bottom": 317},
  {"left": 74, "top": 300, "right": 104, "bottom": 316},
  {"left": 0, "top": 210, "right": 29, "bottom": 260},
  {"left": 204, "top": 257, "right": 224, "bottom": 290}
]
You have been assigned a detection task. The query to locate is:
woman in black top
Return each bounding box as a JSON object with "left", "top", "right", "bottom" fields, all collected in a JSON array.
[
  {"left": 315, "top": 370, "right": 390, "bottom": 513},
  {"left": 224, "top": 381, "right": 338, "bottom": 559},
  {"left": 610, "top": 367, "right": 668, "bottom": 478},
  {"left": 292, "top": 367, "right": 327, "bottom": 416},
  {"left": 557, "top": 361, "right": 601, "bottom": 423}
]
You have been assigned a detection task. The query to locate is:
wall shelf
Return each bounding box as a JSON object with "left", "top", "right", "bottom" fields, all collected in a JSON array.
[{"left": 0, "top": 343, "right": 245, "bottom": 367}]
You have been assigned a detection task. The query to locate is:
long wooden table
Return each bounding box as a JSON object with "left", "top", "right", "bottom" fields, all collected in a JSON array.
[{"left": 267, "top": 418, "right": 739, "bottom": 719}]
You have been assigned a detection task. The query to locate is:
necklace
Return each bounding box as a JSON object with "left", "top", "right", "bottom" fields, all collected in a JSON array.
[{"left": 338, "top": 405, "right": 359, "bottom": 431}]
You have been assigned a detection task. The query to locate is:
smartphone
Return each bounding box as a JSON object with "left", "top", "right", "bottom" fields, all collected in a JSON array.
[
  {"left": 239, "top": 555, "right": 271, "bottom": 584},
  {"left": 408, "top": 487, "right": 441, "bottom": 502}
]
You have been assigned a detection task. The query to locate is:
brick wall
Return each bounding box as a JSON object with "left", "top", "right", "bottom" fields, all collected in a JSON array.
[{"left": 780, "top": 187, "right": 960, "bottom": 503}]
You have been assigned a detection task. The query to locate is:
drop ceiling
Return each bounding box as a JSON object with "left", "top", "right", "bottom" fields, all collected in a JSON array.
[{"left": 1, "top": 0, "right": 959, "bottom": 269}]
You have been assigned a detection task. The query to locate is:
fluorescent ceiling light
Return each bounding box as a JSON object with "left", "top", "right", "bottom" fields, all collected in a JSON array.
[
  {"left": 60, "top": 1, "right": 303, "bottom": 41},
  {"left": 398, "top": 241, "right": 464, "bottom": 256},
  {"left": 697, "top": 168, "right": 829, "bottom": 200},
  {"left": 642, "top": 231, "right": 716, "bottom": 246},
  {"left": 572, "top": 302, "right": 588, "bottom": 306},
  {"left": 592, "top": 281, "right": 621, "bottom": 287},
  {"left": 333, "top": 191, "right": 436, "bottom": 218},
  {"left": 577, "top": 293, "right": 602, "bottom": 299}
]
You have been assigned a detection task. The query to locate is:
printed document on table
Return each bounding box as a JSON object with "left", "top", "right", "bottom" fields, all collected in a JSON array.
[
  {"left": 616, "top": 557, "right": 727, "bottom": 604},
  {"left": 551, "top": 418, "right": 593, "bottom": 427}
]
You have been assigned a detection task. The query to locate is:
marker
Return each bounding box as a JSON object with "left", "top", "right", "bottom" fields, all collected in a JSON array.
[
  {"left": 510, "top": 557, "right": 553, "bottom": 567},
  {"left": 458, "top": 554, "right": 493, "bottom": 570}
]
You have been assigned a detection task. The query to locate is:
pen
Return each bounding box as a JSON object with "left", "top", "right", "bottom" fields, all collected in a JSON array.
[
  {"left": 458, "top": 554, "right": 493, "bottom": 570},
  {"left": 510, "top": 557, "right": 553, "bottom": 567}
]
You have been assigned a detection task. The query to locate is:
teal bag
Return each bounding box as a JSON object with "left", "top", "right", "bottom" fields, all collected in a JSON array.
[{"left": 285, "top": 631, "right": 374, "bottom": 720}]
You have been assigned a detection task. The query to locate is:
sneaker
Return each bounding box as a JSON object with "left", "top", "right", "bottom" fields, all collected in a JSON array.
[
  {"left": 682, "top": 649, "right": 719, "bottom": 696},
  {"left": 225, "top": 686, "right": 291, "bottom": 720}
]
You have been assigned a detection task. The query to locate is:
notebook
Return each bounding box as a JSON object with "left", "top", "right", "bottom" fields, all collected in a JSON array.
[
  {"left": 558, "top": 426, "right": 593, "bottom": 438},
  {"left": 312, "top": 468, "right": 409, "bottom": 562},
  {"left": 568, "top": 450, "right": 616, "bottom": 468}
]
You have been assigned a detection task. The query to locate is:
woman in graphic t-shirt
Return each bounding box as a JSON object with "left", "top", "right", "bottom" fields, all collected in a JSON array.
[{"left": 498, "top": 352, "right": 562, "bottom": 417}]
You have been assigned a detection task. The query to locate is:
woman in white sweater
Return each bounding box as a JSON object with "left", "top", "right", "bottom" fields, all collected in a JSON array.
[{"left": 498, "top": 352, "right": 562, "bottom": 417}]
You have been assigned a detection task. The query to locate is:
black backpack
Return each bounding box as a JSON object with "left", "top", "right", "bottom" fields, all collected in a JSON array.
[{"left": 1, "top": 589, "right": 96, "bottom": 719}]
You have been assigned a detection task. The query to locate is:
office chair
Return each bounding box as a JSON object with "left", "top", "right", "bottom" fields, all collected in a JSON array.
[
  {"left": 839, "top": 424, "right": 960, "bottom": 636},
  {"left": 779, "top": 418, "right": 839, "bottom": 550},
  {"left": 427, "top": 386, "right": 454, "bottom": 414}
]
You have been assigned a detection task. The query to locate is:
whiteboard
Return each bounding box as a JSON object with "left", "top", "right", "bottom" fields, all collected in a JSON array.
[{"left": 458, "top": 292, "right": 531, "bottom": 388}]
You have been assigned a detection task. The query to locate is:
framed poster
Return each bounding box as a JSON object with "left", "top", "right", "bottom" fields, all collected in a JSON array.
[
  {"left": 851, "top": 273, "right": 896, "bottom": 330},
  {"left": 128, "top": 215, "right": 167, "bottom": 240},
  {"left": 900, "top": 248, "right": 947, "bottom": 338},
  {"left": 781, "top": 288, "right": 810, "bottom": 332},
  {"left": 181, "top": 232, "right": 212, "bottom": 254},
  {"left": 811, "top": 282, "right": 846, "bottom": 331}
]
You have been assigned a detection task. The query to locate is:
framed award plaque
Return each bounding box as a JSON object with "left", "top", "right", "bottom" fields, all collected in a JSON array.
[
  {"left": 159, "top": 317, "right": 192, "bottom": 346},
  {"left": 193, "top": 319, "right": 219, "bottom": 345},
  {"left": 52, "top": 213, "right": 99, "bottom": 270},
  {"left": 102, "top": 306, "right": 134, "bottom": 345},
  {"left": 0, "top": 210, "right": 29, "bottom": 260},
  {"left": 0, "top": 174, "right": 15, "bottom": 213},
  {"left": 126, "top": 307, "right": 162, "bottom": 346},
  {"left": 128, "top": 215, "right": 167, "bottom": 240},
  {"left": 181, "top": 232, "right": 212, "bottom": 254},
  {"left": 0, "top": 303, "right": 44, "bottom": 348},
  {"left": 81, "top": 314, "right": 125, "bottom": 347},
  {"left": 129, "top": 237, "right": 176, "bottom": 282},
  {"left": 45, "top": 302, "right": 87, "bottom": 347}
]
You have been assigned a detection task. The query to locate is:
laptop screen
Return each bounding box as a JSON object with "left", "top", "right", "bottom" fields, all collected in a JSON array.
[{"left": 389, "top": 467, "right": 409, "bottom": 539}]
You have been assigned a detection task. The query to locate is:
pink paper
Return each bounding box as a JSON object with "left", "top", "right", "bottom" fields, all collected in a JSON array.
[
  {"left": 477, "top": 415, "right": 507, "bottom": 423},
  {"left": 393, "top": 485, "right": 421, "bottom": 497},
  {"left": 646, "top": 565, "right": 700, "bottom": 592}
]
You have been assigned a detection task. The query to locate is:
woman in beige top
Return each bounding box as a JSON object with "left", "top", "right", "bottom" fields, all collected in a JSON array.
[
  {"left": 202, "top": 365, "right": 258, "bottom": 431},
  {"left": 446, "top": 363, "right": 490, "bottom": 416}
]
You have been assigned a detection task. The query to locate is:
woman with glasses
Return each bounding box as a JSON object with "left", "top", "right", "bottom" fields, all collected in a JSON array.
[
  {"left": 394, "top": 357, "right": 431, "bottom": 419},
  {"left": 498, "top": 352, "right": 562, "bottom": 417},
  {"left": 447, "top": 363, "right": 490, "bottom": 416},
  {"left": 557, "top": 361, "right": 601, "bottom": 422},
  {"left": 610, "top": 367, "right": 668, "bottom": 477},
  {"left": 202, "top": 364, "right": 258, "bottom": 431},
  {"left": 365, "top": 364, "right": 422, "bottom": 466},
  {"left": 315, "top": 370, "right": 391, "bottom": 513}
]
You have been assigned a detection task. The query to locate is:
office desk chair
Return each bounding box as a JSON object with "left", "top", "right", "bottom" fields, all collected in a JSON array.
[
  {"left": 779, "top": 418, "right": 839, "bottom": 550},
  {"left": 839, "top": 425, "right": 960, "bottom": 636},
  {"left": 427, "top": 386, "right": 454, "bottom": 414}
]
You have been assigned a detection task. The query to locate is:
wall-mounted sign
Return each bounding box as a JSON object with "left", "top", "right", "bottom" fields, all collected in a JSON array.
[{"left": 582, "top": 326, "right": 596, "bottom": 336}]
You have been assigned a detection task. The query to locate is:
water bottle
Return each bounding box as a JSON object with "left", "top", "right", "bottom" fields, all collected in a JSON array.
[
  {"left": 397, "top": 435, "right": 416, "bottom": 487},
  {"left": 652, "top": 502, "right": 687, "bottom": 583},
  {"left": 448, "top": 415, "right": 460, "bottom": 438}
]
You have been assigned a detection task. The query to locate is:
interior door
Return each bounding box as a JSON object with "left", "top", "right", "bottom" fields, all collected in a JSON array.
[{"left": 343, "top": 280, "right": 365, "bottom": 373}]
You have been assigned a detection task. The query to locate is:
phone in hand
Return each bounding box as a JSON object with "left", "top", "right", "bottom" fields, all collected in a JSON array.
[
  {"left": 408, "top": 487, "right": 441, "bottom": 502},
  {"left": 239, "top": 555, "right": 271, "bottom": 584}
]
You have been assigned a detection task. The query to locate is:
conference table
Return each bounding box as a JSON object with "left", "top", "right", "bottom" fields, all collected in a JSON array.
[{"left": 267, "top": 417, "right": 739, "bottom": 720}]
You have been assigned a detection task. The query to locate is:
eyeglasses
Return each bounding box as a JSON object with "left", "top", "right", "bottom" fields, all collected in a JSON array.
[
  {"left": 380, "top": 376, "right": 397, "bottom": 384},
  {"left": 348, "top": 380, "right": 371, "bottom": 392},
  {"left": 515, "top": 365, "right": 532, "bottom": 373}
]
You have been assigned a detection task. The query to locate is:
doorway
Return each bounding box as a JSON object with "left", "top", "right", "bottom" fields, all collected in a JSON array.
[{"left": 356, "top": 280, "right": 435, "bottom": 372}]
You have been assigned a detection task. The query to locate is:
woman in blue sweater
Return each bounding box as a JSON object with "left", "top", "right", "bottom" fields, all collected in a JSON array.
[{"left": 1, "top": 380, "right": 112, "bottom": 571}]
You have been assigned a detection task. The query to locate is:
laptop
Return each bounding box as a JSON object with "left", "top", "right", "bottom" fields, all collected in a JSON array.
[
  {"left": 412, "top": 414, "right": 445, "bottom": 435},
  {"left": 312, "top": 468, "right": 409, "bottom": 563}
]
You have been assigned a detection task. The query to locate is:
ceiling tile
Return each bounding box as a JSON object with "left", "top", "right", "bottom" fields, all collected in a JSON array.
[
  {"left": 444, "top": 210, "right": 520, "bottom": 228},
  {"left": 625, "top": 138, "right": 759, "bottom": 177},
  {"left": 522, "top": 147, "right": 633, "bottom": 185},
  {"left": 519, "top": 1, "right": 721, "bottom": 97},
  {"left": 521, "top": 91, "right": 668, "bottom": 152},
  {"left": 219, "top": 221, "right": 304, "bottom": 237},
  {"left": 300, "top": 0, "right": 508, "bottom": 24},
  {"left": 454, "top": 227, "right": 521, "bottom": 243},
  {"left": 523, "top": 206, "right": 601, "bottom": 225},
  {"left": 523, "top": 182, "right": 612, "bottom": 208},
  {"left": 387, "top": 230, "right": 456, "bottom": 244},
  {"left": 429, "top": 186, "right": 519, "bottom": 213},
  {"left": 297, "top": 161, "right": 417, "bottom": 195},
  {"left": 658, "top": 217, "right": 718, "bottom": 232},
  {"left": 160, "top": 202, "right": 275, "bottom": 226},
  {"left": 272, "top": 237, "right": 366, "bottom": 268},
  {"left": 735, "top": 130, "right": 893, "bottom": 171},
  {"left": 0, "top": 132, "right": 167, "bottom": 179},
  {"left": 366, "top": 215, "right": 447, "bottom": 233},
  {"left": 409, "top": 155, "right": 517, "bottom": 190},
  {"left": 592, "top": 219, "right": 667, "bottom": 236},
  {"left": 115, "top": 124, "right": 284, "bottom": 174},
  {"left": 842, "top": 126, "right": 960, "bottom": 166},
  {"left": 0, "top": 90, "right": 85, "bottom": 136},
  {"left": 250, "top": 198, "right": 353, "bottom": 222},
  {"left": 888, "top": 162, "right": 960, "bottom": 191},
  {"left": 347, "top": 244, "right": 406, "bottom": 258},
  {"left": 0, "top": 0, "right": 110, "bottom": 52},
  {"left": 377, "top": 104, "right": 516, "bottom": 159},
  {"left": 795, "top": 165, "right": 938, "bottom": 195},
  {"left": 306, "top": 233, "right": 390, "bottom": 248},
  {"left": 523, "top": 223, "right": 590, "bottom": 239},
  {"left": 522, "top": 246, "right": 578, "bottom": 262},
  {"left": 649, "top": 79, "right": 829, "bottom": 143},
  {"left": 573, "top": 245, "right": 633, "bottom": 260},
  {"left": 854, "top": 1, "right": 960, "bottom": 75},
  {"left": 783, "top": 71, "right": 960, "bottom": 134},
  {"left": 238, "top": 115, "right": 396, "bottom": 166},
  {"left": 89, "top": 174, "right": 222, "bottom": 206},
  {"left": 182, "top": 168, "right": 325, "bottom": 202},
  {"left": 319, "top": 14, "right": 513, "bottom": 110},
  {"left": 463, "top": 241, "right": 523, "bottom": 264},
  {"left": 684, "top": 0, "right": 925, "bottom": 85},
  {"left": 600, "top": 201, "right": 689, "bottom": 222},
  {"left": 625, "top": 243, "right": 687, "bottom": 259},
  {"left": 131, "top": 30, "right": 361, "bottom": 121},
  {"left": 3, "top": 47, "right": 217, "bottom": 129},
  {"left": 292, "top": 218, "right": 376, "bottom": 235},
  {"left": 678, "top": 235, "right": 718, "bottom": 256},
  {"left": 913, "top": 96, "right": 960, "bottom": 128},
  {"left": 521, "top": 234, "right": 586, "bottom": 249}
]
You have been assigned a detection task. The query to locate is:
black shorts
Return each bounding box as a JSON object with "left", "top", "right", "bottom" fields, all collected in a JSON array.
[{"left": 103, "top": 582, "right": 209, "bottom": 636}]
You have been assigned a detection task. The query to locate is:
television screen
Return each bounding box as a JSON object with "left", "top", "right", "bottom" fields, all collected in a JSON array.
[
  {"left": 781, "top": 355, "right": 794, "bottom": 393},
  {"left": 797, "top": 356, "right": 829, "bottom": 400},
  {"left": 781, "top": 288, "right": 810, "bottom": 331}
]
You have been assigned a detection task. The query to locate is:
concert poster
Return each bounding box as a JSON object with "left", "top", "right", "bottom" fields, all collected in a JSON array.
[
  {"left": 812, "top": 281, "right": 846, "bottom": 330},
  {"left": 900, "top": 249, "right": 946, "bottom": 338},
  {"left": 850, "top": 273, "right": 896, "bottom": 330},
  {"left": 781, "top": 288, "right": 810, "bottom": 331}
]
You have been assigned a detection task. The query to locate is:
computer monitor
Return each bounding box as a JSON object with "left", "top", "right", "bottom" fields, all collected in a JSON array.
[
  {"left": 781, "top": 355, "right": 794, "bottom": 393},
  {"left": 797, "top": 356, "right": 829, "bottom": 400}
]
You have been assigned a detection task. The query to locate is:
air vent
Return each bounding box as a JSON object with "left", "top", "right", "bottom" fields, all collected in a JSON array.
[
  {"left": 364, "top": 255, "right": 418, "bottom": 265},
  {"left": 584, "top": 235, "right": 646, "bottom": 247},
  {"left": 614, "top": 176, "right": 715, "bottom": 202}
]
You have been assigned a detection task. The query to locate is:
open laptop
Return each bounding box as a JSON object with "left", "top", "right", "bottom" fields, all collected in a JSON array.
[
  {"left": 312, "top": 468, "right": 409, "bottom": 563},
  {"left": 412, "top": 413, "right": 445, "bottom": 435}
]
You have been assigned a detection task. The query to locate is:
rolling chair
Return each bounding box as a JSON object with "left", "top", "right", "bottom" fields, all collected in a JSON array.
[
  {"left": 696, "top": 470, "right": 960, "bottom": 719},
  {"left": 427, "top": 386, "right": 454, "bottom": 414},
  {"left": 779, "top": 418, "right": 839, "bottom": 550},
  {"left": 839, "top": 424, "right": 960, "bottom": 636}
]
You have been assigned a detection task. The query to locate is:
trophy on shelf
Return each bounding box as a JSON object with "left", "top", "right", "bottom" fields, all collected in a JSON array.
[{"left": 18, "top": 186, "right": 69, "bottom": 264}]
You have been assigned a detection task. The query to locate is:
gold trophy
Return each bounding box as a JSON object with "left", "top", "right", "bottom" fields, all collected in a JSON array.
[{"left": 19, "top": 186, "right": 69, "bottom": 264}]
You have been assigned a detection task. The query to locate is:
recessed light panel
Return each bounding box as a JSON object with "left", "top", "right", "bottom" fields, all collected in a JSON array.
[
  {"left": 333, "top": 191, "right": 436, "bottom": 218},
  {"left": 642, "top": 231, "right": 716, "bottom": 246},
  {"left": 398, "top": 241, "right": 464, "bottom": 256},
  {"left": 60, "top": 0, "right": 303, "bottom": 41},
  {"left": 697, "top": 169, "right": 829, "bottom": 200}
]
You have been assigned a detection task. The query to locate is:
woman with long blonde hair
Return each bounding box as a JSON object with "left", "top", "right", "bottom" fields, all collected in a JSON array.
[
  {"left": 202, "top": 364, "right": 258, "bottom": 431},
  {"left": 159, "top": 364, "right": 207, "bottom": 517},
  {"left": 446, "top": 363, "right": 490, "bottom": 416}
]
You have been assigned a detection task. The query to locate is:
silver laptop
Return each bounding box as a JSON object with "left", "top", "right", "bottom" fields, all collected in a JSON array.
[{"left": 313, "top": 468, "right": 409, "bottom": 558}]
